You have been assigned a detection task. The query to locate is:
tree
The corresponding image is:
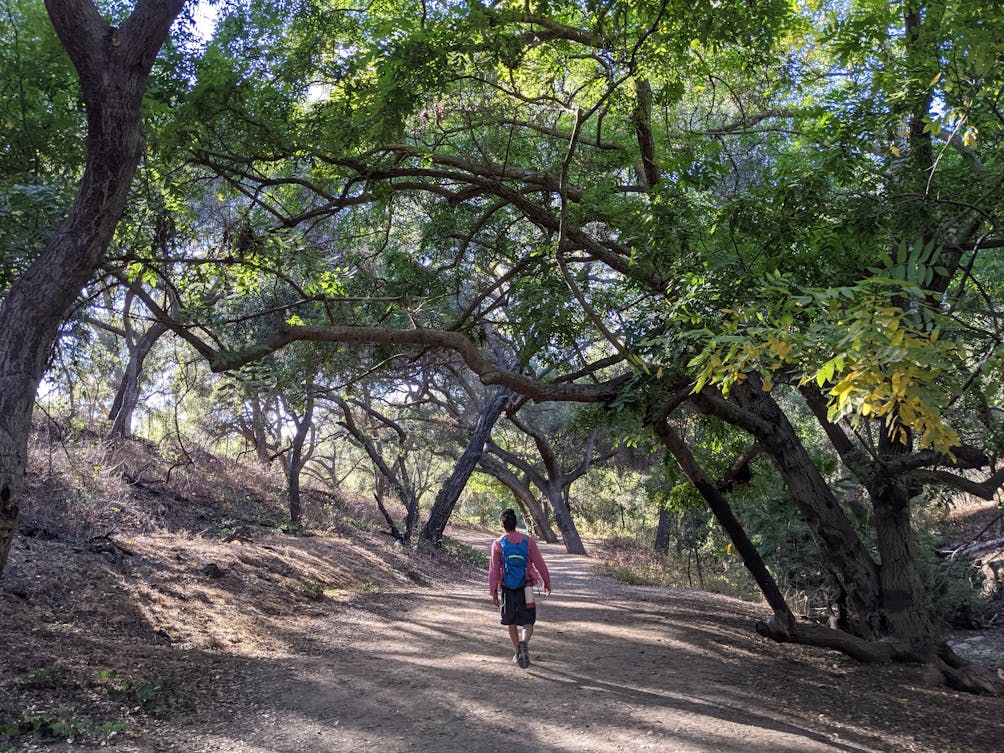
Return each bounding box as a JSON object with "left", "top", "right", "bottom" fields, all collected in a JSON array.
[
  {"left": 93, "top": 0, "right": 1003, "bottom": 689},
  {"left": 485, "top": 406, "right": 617, "bottom": 555},
  {"left": 333, "top": 392, "right": 428, "bottom": 543},
  {"left": 92, "top": 279, "right": 178, "bottom": 439},
  {"left": 420, "top": 384, "right": 512, "bottom": 547},
  {"left": 477, "top": 454, "right": 558, "bottom": 544},
  {"left": 280, "top": 387, "right": 315, "bottom": 529},
  {"left": 0, "top": 0, "right": 187, "bottom": 573}
]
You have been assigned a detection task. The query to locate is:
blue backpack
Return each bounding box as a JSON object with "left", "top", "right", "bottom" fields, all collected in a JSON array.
[{"left": 499, "top": 535, "right": 529, "bottom": 590}]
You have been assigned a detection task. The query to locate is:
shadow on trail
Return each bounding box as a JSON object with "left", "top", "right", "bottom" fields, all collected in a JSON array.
[
  {"left": 199, "top": 595, "right": 872, "bottom": 753},
  {"left": 183, "top": 587, "right": 877, "bottom": 753},
  {"left": 158, "top": 537, "right": 1003, "bottom": 753}
]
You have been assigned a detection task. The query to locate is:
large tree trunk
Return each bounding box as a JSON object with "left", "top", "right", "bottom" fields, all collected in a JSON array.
[
  {"left": 722, "top": 381, "right": 884, "bottom": 638},
  {"left": 868, "top": 429, "right": 939, "bottom": 657},
  {"left": 0, "top": 0, "right": 186, "bottom": 575},
  {"left": 691, "top": 386, "right": 1002, "bottom": 691},
  {"left": 541, "top": 481, "right": 587, "bottom": 555},
  {"left": 420, "top": 386, "right": 511, "bottom": 547}
]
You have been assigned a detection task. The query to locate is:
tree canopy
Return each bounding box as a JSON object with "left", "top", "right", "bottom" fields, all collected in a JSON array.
[{"left": 2, "top": 0, "right": 1003, "bottom": 693}]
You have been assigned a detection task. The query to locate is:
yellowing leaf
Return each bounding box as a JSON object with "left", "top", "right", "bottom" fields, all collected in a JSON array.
[
  {"left": 816, "top": 358, "right": 838, "bottom": 387},
  {"left": 891, "top": 371, "right": 910, "bottom": 397},
  {"left": 898, "top": 402, "right": 918, "bottom": 423},
  {"left": 830, "top": 375, "right": 857, "bottom": 401},
  {"left": 768, "top": 337, "right": 793, "bottom": 361}
]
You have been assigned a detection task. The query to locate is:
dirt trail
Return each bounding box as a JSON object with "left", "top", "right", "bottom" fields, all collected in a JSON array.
[{"left": 127, "top": 534, "right": 1001, "bottom": 753}]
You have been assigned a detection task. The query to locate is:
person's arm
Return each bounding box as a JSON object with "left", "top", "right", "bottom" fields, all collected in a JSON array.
[
  {"left": 527, "top": 538, "right": 551, "bottom": 594},
  {"left": 489, "top": 539, "right": 501, "bottom": 604}
]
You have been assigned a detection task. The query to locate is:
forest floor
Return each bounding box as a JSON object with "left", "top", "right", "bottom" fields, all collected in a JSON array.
[{"left": 2, "top": 433, "right": 1004, "bottom": 753}]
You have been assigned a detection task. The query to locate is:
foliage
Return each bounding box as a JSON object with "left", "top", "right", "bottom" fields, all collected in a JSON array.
[
  {"left": 687, "top": 260, "right": 970, "bottom": 451},
  {"left": 10, "top": 0, "right": 1004, "bottom": 679},
  {"left": 595, "top": 534, "right": 758, "bottom": 599},
  {"left": 0, "top": 704, "right": 127, "bottom": 746},
  {"left": 97, "top": 670, "right": 182, "bottom": 717},
  {"left": 574, "top": 465, "right": 653, "bottom": 535},
  {"left": 0, "top": 0, "right": 82, "bottom": 291},
  {"left": 454, "top": 476, "right": 507, "bottom": 528},
  {"left": 438, "top": 536, "right": 490, "bottom": 569}
]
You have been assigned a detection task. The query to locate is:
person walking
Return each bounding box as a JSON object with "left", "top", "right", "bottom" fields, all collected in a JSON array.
[{"left": 489, "top": 508, "right": 552, "bottom": 668}]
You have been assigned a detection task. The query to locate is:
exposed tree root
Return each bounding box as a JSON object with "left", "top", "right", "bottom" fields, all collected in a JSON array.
[
  {"left": 936, "top": 644, "right": 1000, "bottom": 695},
  {"left": 757, "top": 619, "right": 893, "bottom": 663},
  {"left": 756, "top": 620, "right": 1002, "bottom": 695}
]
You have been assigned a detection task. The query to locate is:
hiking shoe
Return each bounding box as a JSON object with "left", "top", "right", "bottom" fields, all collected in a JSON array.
[{"left": 517, "top": 641, "right": 530, "bottom": 668}]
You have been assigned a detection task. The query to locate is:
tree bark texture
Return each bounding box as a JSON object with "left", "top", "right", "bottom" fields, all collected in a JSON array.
[
  {"left": 541, "top": 482, "right": 586, "bottom": 555},
  {"left": 632, "top": 78, "right": 660, "bottom": 190},
  {"left": 0, "top": 0, "right": 186, "bottom": 574},
  {"left": 723, "top": 381, "right": 884, "bottom": 639},
  {"left": 701, "top": 382, "right": 961, "bottom": 668},
  {"left": 868, "top": 429, "right": 940, "bottom": 656},
  {"left": 420, "top": 386, "right": 512, "bottom": 547}
]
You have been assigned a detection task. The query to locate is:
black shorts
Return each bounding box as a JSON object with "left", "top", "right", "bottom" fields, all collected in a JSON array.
[{"left": 500, "top": 585, "right": 537, "bottom": 626}]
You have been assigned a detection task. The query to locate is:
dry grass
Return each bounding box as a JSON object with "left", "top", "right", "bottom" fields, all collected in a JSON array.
[{"left": 593, "top": 534, "right": 760, "bottom": 603}]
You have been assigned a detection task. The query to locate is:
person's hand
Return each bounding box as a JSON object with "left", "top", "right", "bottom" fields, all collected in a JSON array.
[{"left": 492, "top": 591, "right": 499, "bottom": 606}]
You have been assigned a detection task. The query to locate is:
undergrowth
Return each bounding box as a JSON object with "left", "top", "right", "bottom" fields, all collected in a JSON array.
[
  {"left": 439, "top": 537, "right": 490, "bottom": 569},
  {"left": 0, "top": 704, "right": 127, "bottom": 748},
  {"left": 595, "top": 535, "right": 761, "bottom": 601}
]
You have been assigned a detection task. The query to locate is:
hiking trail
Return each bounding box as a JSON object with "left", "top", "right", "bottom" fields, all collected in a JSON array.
[{"left": 133, "top": 533, "right": 1000, "bottom": 753}]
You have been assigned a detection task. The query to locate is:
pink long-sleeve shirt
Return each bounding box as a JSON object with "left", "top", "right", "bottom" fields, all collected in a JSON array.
[{"left": 489, "top": 531, "right": 551, "bottom": 594}]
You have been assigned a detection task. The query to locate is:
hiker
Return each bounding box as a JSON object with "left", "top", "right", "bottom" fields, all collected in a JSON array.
[{"left": 489, "top": 508, "right": 552, "bottom": 668}]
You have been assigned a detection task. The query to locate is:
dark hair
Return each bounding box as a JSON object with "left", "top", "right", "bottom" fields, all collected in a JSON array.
[{"left": 499, "top": 508, "right": 518, "bottom": 532}]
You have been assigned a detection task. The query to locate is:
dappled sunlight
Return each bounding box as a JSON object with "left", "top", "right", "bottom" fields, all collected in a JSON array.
[
  {"left": 6, "top": 521, "right": 1001, "bottom": 753},
  {"left": 98, "top": 527, "right": 467, "bottom": 659},
  {"left": 8, "top": 424, "right": 1002, "bottom": 753},
  {"left": 258, "top": 584, "right": 889, "bottom": 753},
  {"left": 195, "top": 626, "right": 883, "bottom": 753}
]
